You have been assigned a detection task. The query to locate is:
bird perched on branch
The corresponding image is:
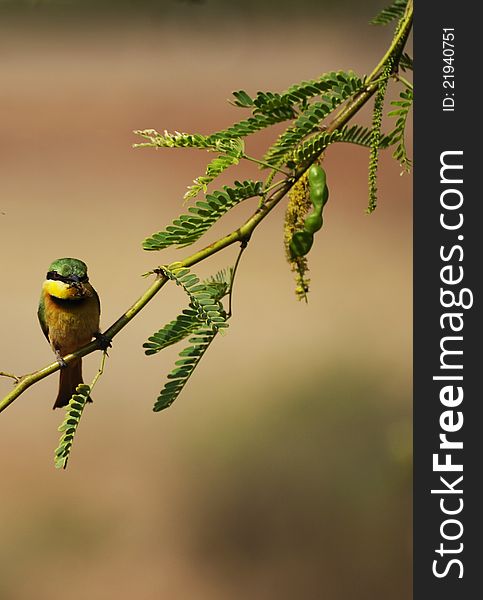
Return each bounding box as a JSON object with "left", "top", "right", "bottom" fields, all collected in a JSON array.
[{"left": 38, "top": 258, "right": 101, "bottom": 409}]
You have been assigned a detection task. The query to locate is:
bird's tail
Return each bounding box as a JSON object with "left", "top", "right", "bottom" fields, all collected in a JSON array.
[{"left": 53, "top": 358, "right": 93, "bottom": 409}]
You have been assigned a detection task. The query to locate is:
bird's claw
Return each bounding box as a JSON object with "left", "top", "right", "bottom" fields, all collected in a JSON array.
[
  {"left": 95, "top": 332, "right": 112, "bottom": 352},
  {"left": 55, "top": 351, "right": 68, "bottom": 369}
]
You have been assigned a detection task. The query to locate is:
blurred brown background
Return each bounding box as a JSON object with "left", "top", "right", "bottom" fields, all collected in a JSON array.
[{"left": 0, "top": 2, "right": 412, "bottom": 599}]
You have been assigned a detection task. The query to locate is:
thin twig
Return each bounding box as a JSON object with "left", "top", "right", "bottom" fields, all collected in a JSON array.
[
  {"left": 243, "top": 154, "right": 290, "bottom": 176},
  {"left": 0, "top": 372, "right": 21, "bottom": 383},
  {"left": 227, "top": 243, "right": 247, "bottom": 319},
  {"left": 393, "top": 73, "right": 413, "bottom": 91}
]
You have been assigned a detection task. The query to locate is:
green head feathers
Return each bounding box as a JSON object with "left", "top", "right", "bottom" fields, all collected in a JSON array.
[{"left": 47, "top": 258, "right": 88, "bottom": 282}]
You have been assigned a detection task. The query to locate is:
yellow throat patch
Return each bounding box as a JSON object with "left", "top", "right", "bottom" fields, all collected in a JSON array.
[{"left": 43, "top": 279, "right": 85, "bottom": 300}]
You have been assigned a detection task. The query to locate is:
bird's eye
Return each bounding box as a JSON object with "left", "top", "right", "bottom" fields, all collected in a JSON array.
[
  {"left": 46, "top": 271, "right": 87, "bottom": 284},
  {"left": 46, "top": 271, "right": 66, "bottom": 281}
]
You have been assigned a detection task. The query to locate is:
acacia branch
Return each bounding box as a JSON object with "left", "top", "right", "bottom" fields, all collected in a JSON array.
[{"left": 0, "top": 3, "right": 412, "bottom": 415}]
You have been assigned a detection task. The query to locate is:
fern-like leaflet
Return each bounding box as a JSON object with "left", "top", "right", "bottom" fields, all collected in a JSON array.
[
  {"left": 203, "top": 267, "right": 233, "bottom": 300},
  {"left": 135, "top": 130, "right": 203, "bottom": 149},
  {"left": 184, "top": 138, "right": 245, "bottom": 200},
  {"left": 133, "top": 131, "right": 245, "bottom": 201},
  {"left": 339, "top": 125, "right": 374, "bottom": 148},
  {"left": 293, "top": 130, "right": 342, "bottom": 167},
  {"left": 385, "top": 88, "right": 413, "bottom": 172},
  {"left": 147, "top": 268, "right": 232, "bottom": 411},
  {"left": 134, "top": 130, "right": 230, "bottom": 150},
  {"left": 338, "top": 125, "right": 394, "bottom": 149},
  {"left": 144, "top": 268, "right": 233, "bottom": 355},
  {"left": 206, "top": 112, "right": 290, "bottom": 141},
  {"left": 54, "top": 384, "right": 91, "bottom": 469},
  {"left": 370, "top": 0, "right": 408, "bottom": 26},
  {"left": 280, "top": 70, "right": 362, "bottom": 108},
  {"left": 185, "top": 154, "right": 238, "bottom": 201},
  {"left": 143, "top": 180, "right": 263, "bottom": 250},
  {"left": 232, "top": 90, "right": 296, "bottom": 119},
  {"left": 162, "top": 264, "right": 228, "bottom": 331},
  {"left": 231, "top": 90, "right": 254, "bottom": 108},
  {"left": 144, "top": 307, "right": 204, "bottom": 355},
  {"left": 218, "top": 72, "right": 362, "bottom": 144},
  {"left": 153, "top": 327, "right": 217, "bottom": 412},
  {"left": 399, "top": 52, "right": 413, "bottom": 72},
  {"left": 251, "top": 92, "right": 297, "bottom": 119},
  {"left": 263, "top": 72, "right": 364, "bottom": 168}
]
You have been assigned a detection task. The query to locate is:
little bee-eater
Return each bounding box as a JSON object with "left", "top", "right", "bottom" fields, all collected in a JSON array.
[{"left": 38, "top": 258, "right": 101, "bottom": 409}]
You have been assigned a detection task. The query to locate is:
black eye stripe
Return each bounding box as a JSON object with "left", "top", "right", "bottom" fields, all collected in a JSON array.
[{"left": 46, "top": 271, "right": 88, "bottom": 284}]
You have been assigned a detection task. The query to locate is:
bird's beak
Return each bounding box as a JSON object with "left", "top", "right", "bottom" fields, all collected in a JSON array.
[{"left": 67, "top": 276, "right": 87, "bottom": 295}]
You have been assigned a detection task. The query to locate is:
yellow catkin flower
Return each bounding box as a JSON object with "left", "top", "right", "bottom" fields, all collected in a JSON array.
[{"left": 283, "top": 173, "right": 312, "bottom": 301}]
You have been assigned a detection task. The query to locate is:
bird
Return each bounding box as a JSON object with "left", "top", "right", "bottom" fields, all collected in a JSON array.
[{"left": 38, "top": 258, "right": 101, "bottom": 409}]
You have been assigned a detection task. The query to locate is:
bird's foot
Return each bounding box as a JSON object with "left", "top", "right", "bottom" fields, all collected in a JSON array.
[
  {"left": 95, "top": 332, "right": 112, "bottom": 352},
  {"left": 55, "top": 350, "right": 68, "bottom": 368}
]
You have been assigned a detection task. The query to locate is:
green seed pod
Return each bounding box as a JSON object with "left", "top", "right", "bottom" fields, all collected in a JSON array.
[
  {"left": 289, "top": 231, "right": 314, "bottom": 258},
  {"left": 310, "top": 185, "right": 325, "bottom": 209},
  {"left": 304, "top": 212, "right": 323, "bottom": 234},
  {"left": 308, "top": 164, "right": 326, "bottom": 189},
  {"left": 308, "top": 164, "right": 329, "bottom": 209}
]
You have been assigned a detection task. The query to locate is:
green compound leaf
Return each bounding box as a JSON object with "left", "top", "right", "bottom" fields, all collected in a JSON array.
[
  {"left": 133, "top": 131, "right": 245, "bottom": 201},
  {"left": 144, "top": 307, "right": 204, "bottom": 355},
  {"left": 215, "top": 75, "right": 363, "bottom": 141},
  {"left": 231, "top": 89, "right": 254, "bottom": 108},
  {"left": 385, "top": 88, "right": 413, "bottom": 172},
  {"left": 231, "top": 90, "right": 296, "bottom": 119},
  {"left": 162, "top": 264, "right": 228, "bottom": 332},
  {"left": 133, "top": 130, "right": 219, "bottom": 150},
  {"left": 370, "top": 0, "right": 408, "bottom": 26},
  {"left": 54, "top": 384, "right": 91, "bottom": 470},
  {"left": 251, "top": 92, "right": 297, "bottom": 119},
  {"left": 143, "top": 268, "right": 232, "bottom": 356},
  {"left": 185, "top": 138, "right": 245, "bottom": 201},
  {"left": 339, "top": 124, "right": 374, "bottom": 148},
  {"left": 292, "top": 130, "right": 342, "bottom": 167},
  {"left": 143, "top": 180, "right": 263, "bottom": 250},
  {"left": 339, "top": 125, "right": 392, "bottom": 149},
  {"left": 203, "top": 267, "right": 233, "bottom": 301},
  {"left": 263, "top": 72, "right": 364, "bottom": 168},
  {"left": 206, "top": 111, "right": 291, "bottom": 140},
  {"left": 231, "top": 71, "right": 362, "bottom": 122},
  {"left": 399, "top": 52, "right": 413, "bottom": 72},
  {"left": 281, "top": 70, "right": 363, "bottom": 107},
  {"left": 153, "top": 327, "right": 217, "bottom": 412},
  {"left": 146, "top": 268, "right": 233, "bottom": 409},
  {"left": 184, "top": 153, "right": 240, "bottom": 201}
]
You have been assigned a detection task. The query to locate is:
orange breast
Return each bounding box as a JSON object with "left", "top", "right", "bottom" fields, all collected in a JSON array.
[{"left": 43, "top": 289, "right": 100, "bottom": 355}]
